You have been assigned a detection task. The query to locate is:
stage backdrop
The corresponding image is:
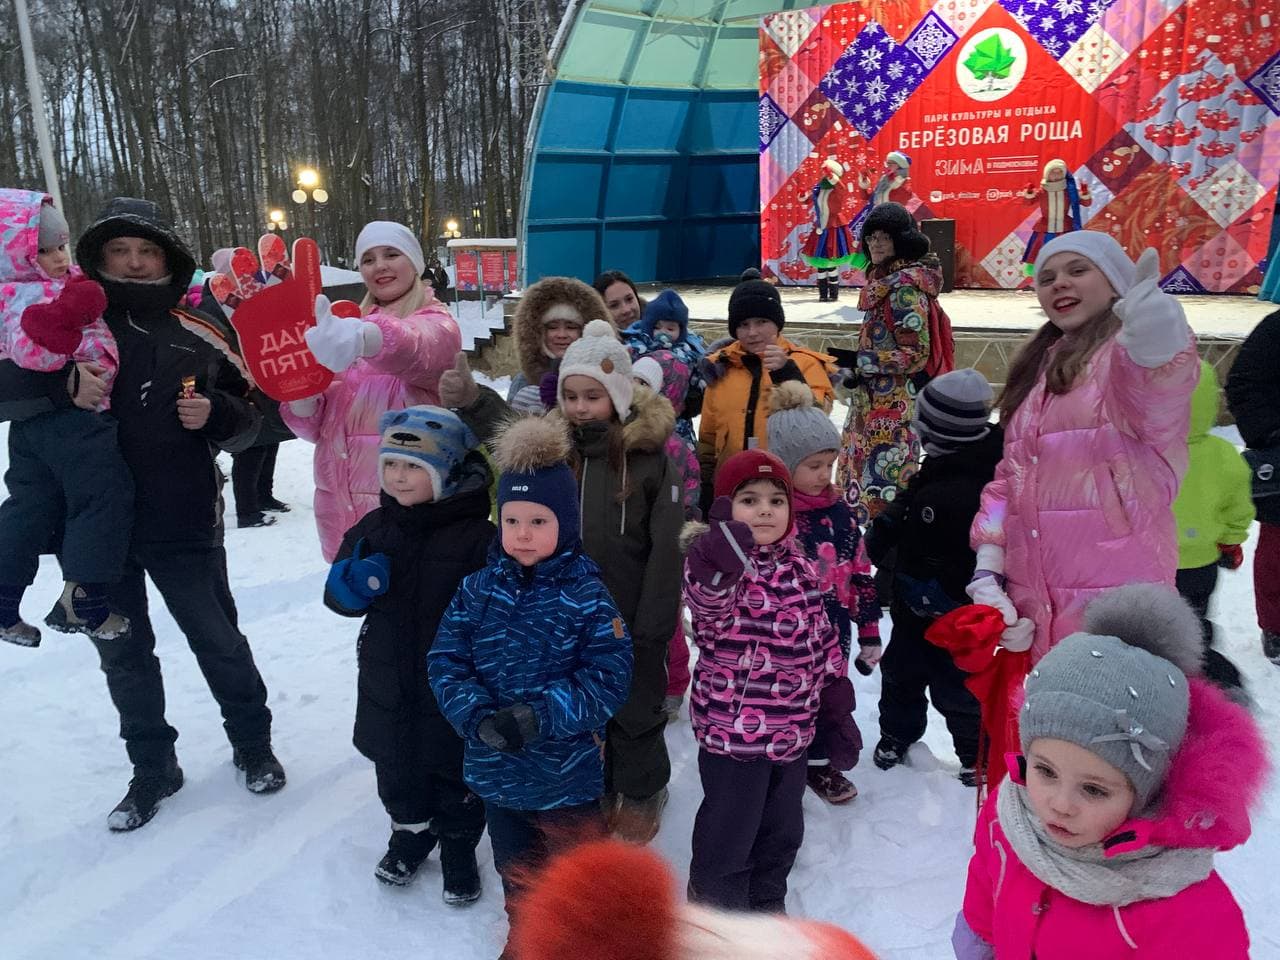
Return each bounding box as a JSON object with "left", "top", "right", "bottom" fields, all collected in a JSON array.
[{"left": 759, "top": 0, "right": 1280, "bottom": 291}]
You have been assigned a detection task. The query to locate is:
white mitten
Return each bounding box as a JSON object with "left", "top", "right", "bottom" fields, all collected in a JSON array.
[
  {"left": 305, "top": 295, "right": 380, "bottom": 372},
  {"left": 965, "top": 575, "right": 1018, "bottom": 626},
  {"left": 1114, "top": 248, "right": 1189, "bottom": 368},
  {"left": 1000, "top": 617, "right": 1035, "bottom": 653}
]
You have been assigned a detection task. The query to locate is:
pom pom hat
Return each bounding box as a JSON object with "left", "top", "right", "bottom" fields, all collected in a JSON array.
[
  {"left": 492, "top": 415, "right": 581, "bottom": 552},
  {"left": 766, "top": 381, "right": 841, "bottom": 473},
  {"left": 557, "top": 318, "right": 635, "bottom": 420}
]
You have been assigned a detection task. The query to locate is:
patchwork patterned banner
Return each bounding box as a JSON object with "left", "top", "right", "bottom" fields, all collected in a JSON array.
[{"left": 759, "top": 0, "right": 1280, "bottom": 291}]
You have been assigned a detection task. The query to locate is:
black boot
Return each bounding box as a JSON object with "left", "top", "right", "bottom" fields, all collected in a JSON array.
[
  {"left": 1264, "top": 630, "right": 1280, "bottom": 666},
  {"left": 237, "top": 512, "right": 278, "bottom": 529},
  {"left": 873, "top": 735, "right": 910, "bottom": 770},
  {"left": 375, "top": 828, "right": 437, "bottom": 886},
  {"left": 233, "top": 743, "right": 287, "bottom": 793},
  {"left": 45, "top": 582, "right": 131, "bottom": 640},
  {"left": 440, "top": 838, "right": 482, "bottom": 905},
  {"left": 817, "top": 278, "right": 829, "bottom": 302},
  {"left": 108, "top": 759, "right": 184, "bottom": 831},
  {"left": 261, "top": 497, "right": 291, "bottom": 513},
  {"left": 829, "top": 275, "right": 840, "bottom": 300}
]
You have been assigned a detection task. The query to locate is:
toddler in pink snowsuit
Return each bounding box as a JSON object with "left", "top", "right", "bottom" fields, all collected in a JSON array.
[
  {"left": 954, "top": 584, "right": 1265, "bottom": 959},
  {"left": 0, "top": 189, "right": 133, "bottom": 647}
]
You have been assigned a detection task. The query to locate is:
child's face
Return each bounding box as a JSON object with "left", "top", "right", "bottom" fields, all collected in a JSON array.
[
  {"left": 1025, "top": 737, "right": 1135, "bottom": 848},
  {"left": 736, "top": 317, "right": 779, "bottom": 356},
  {"left": 37, "top": 244, "right": 71, "bottom": 279},
  {"left": 102, "top": 236, "right": 168, "bottom": 281},
  {"left": 731, "top": 479, "right": 790, "bottom": 545},
  {"left": 653, "top": 319, "right": 682, "bottom": 341},
  {"left": 791, "top": 450, "right": 837, "bottom": 496},
  {"left": 560, "top": 374, "right": 614, "bottom": 425},
  {"left": 1036, "top": 252, "right": 1117, "bottom": 334},
  {"left": 542, "top": 305, "right": 584, "bottom": 358},
  {"left": 501, "top": 501, "right": 559, "bottom": 566},
  {"left": 382, "top": 459, "right": 435, "bottom": 506},
  {"left": 360, "top": 245, "right": 417, "bottom": 304}
]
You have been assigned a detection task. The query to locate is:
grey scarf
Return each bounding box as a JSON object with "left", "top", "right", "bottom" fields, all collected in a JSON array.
[{"left": 996, "top": 776, "right": 1214, "bottom": 906}]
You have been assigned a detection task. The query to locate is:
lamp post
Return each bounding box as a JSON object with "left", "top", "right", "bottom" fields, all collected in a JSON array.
[
  {"left": 292, "top": 167, "right": 329, "bottom": 258},
  {"left": 266, "top": 208, "right": 288, "bottom": 235}
]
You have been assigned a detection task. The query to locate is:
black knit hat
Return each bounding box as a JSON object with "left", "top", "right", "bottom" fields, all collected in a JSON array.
[
  {"left": 859, "top": 202, "right": 930, "bottom": 265},
  {"left": 727, "top": 278, "right": 785, "bottom": 337}
]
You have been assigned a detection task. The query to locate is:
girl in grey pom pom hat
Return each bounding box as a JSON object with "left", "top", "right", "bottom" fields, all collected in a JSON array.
[{"left": 954, "top": 583, "right": 1268, "bottom": 960}]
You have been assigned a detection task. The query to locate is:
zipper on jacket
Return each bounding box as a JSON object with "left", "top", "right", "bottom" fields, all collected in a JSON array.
[{"left": 743, "top": 357, "right": 764, "bottom": 448}]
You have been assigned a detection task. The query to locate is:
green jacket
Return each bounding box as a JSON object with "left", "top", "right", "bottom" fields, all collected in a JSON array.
[{"left": 1173, "top": 361, "right": 1255, "bottom": 569}]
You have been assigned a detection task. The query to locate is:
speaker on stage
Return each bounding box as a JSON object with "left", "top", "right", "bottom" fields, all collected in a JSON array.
[{"left": 920, "top": 219, "right": 955, "bottom": 293}]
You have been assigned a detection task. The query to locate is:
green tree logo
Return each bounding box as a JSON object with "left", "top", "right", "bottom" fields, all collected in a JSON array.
[{"left": 963, "top": 33, "right": 1017, "bottom": 91}]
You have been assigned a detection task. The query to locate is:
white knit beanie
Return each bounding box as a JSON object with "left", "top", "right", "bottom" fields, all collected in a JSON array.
[
  {"left": 632, "top": 355, "right": 664, "bottom": 394},
  {"left": 558, "top": 319, "right": 635, "bottom": 420},
  {"left": 1033, "top": 231, "right": 1136, "bottom": 296},
  {"left": 354, "top": 221, "right": 425, "bottom": 276}
]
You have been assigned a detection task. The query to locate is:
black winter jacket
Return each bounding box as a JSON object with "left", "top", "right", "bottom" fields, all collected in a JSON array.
[
  {"left": 865, "top": 428, "right": 1005, "bottom": 616},
  {"left": 1225, "top": 309, "right": 1280, "bottom": 523},
  {"left": 326, "top": 455, "right": 495, "bottom": 765}
]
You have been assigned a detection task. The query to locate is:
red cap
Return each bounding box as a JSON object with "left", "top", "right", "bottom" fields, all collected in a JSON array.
[{"left": 714, "top": 448, "right": 794, "bottom": 538}]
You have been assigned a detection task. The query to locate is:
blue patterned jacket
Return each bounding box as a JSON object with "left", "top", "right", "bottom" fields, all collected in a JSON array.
[{"left": 428, "top": 543, "right": 633, "bottom": 810}]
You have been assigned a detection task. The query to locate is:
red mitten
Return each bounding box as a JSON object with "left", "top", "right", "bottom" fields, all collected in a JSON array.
[
  {"left": 1217, "top": 543, "right": 1244, "bottom": 570},
  {"left": 20, "top": 277, "right": 108, "bottom": 356}
]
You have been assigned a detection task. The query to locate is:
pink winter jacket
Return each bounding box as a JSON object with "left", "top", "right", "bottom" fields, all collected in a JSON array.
[
  {"left": 957, "top": 678, "right": 1265, "bottom": 959},
  {"left": 0, "top": 189, "right": 118, "bottom": 409},
  {"left": 970, "top": 337, "right": 1198, "bottom": 661},
  {"left": 280, "top": 299, "right": 460, "bottom": 560}
]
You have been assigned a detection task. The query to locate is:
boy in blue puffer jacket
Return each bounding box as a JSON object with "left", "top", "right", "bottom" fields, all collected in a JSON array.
[{"left": 428, "top": 415, "right": 632, "bottom": 950}]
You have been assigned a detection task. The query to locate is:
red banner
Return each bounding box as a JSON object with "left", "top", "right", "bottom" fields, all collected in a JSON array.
[
  {"left": 454, "top": 251, "right": 479, "bottom": 291},
  {"left": 481, "top": 251, "right": 505, "bottom": 291},
  {"left": 506, "top": 251, "right": 519, "bottom": 288}
]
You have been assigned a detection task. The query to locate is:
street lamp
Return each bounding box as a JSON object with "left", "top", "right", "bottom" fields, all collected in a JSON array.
[
  {"left": 292, "top": 167, "right": 329, "bottom": 255},
  {"left": 266, "top": 208, "right": 288, "bottom": 232},
  {"left": 445, "top": 218, "right": 461, "bottom": 239}
]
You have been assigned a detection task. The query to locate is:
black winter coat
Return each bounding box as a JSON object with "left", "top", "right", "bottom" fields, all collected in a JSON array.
[
  {"left": 866, "top": 428, "right": 1005, "bottom": 615},
  {"left": 326, "top": 455, "right": 495, "bottom": 766},
  {"left": 1225, "top": 309, "right": 1280, "bottom": 523}
]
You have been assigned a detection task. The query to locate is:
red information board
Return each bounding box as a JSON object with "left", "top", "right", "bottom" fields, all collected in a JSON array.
[
  {"left": 481, "top": 251, "right": 505, "bottom": 291},
  {"left": 454, "top": 251, "right": 479, "bottom": 291}
]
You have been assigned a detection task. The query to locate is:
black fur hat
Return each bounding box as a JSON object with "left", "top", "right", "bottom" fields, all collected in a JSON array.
[{"left": 859, "top": 202, "right": 930, "bottom": 266}]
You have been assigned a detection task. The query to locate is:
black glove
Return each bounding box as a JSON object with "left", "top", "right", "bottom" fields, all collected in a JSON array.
[{"left": 478, "top": 703, "right": 540, "bottom": 752}]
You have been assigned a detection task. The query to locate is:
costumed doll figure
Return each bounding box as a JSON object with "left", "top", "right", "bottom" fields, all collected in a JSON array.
[
  {"left": 1019, "top": 159, "right": 1091, "bottom": 274},
  {"left": 801, "top": 159, "right": 858, "bottom": 303},
  {"left": 860, "top": 151, "right": 913, "bottom": 209}
]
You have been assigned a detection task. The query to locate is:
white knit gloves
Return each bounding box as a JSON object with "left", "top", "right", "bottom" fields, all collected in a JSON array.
[{"left": 305, "top": 295, "right": 382, "bottom": 373}]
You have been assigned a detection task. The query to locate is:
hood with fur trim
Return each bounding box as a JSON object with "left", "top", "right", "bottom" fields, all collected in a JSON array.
[
  {"left": 549, "top": 381, "right": 675, "bottom": 456},
  {"left": 513, "top": 276, "right": 612, "bottom": 385}
]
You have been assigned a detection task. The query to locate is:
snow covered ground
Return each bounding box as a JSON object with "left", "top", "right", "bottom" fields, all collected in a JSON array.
[{"left": 1, "top": 404, "right": 1277, "bottom": 960}]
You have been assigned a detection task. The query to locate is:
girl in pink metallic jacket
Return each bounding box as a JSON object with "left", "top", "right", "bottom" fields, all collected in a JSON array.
[
  {"left": 967, "top": 233, "right": 1199, "bottom": 662},
  {"left": 282, "top": 221, "right": 460, "bottom": 560},
  {"left": 954, "top": 584, "right": 1266, "bottom": 960},
  {"left": 682, "top": 448, "right": 845, "bottom": 912}
]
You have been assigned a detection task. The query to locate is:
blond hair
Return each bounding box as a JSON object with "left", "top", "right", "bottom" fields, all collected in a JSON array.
[{"left": 360, "top": 277, "right": 432, "bottom": 318}]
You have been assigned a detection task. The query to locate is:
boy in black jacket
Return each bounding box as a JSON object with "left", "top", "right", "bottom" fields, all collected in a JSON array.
[
  {"left": 326, "top": 405, "right": 495, "bottom": 904},
  {"left": 864, "top": 369, "right": 1003, "bottom": 786}
]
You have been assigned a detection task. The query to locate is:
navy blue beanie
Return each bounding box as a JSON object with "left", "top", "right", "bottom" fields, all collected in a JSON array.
[
  {"left": 493, "top": 416, "right": 581, "bottom": 552},
  {"left": 641, "top": 289, "right": 689, "bottom": 342}
]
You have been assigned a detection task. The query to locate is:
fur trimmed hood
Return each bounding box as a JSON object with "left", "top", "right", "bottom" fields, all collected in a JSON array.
[
  {"left": 513, "top": 277, "right": 612, "bottom": 384},
  {"left": 547, "top": 382, "right": 675, "bottom": 455}
]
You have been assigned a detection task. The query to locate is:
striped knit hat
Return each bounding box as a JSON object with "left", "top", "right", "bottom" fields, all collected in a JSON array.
[{"left": 911, "top": 368, "right": 993, "bottom": 449}]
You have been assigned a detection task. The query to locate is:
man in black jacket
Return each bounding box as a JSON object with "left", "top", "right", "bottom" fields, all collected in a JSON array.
[
  {"left": 1225, "top": 308, "right": 1280, "bottom": 664},
  {"left": 0, "top": 198, "right": 286, "bottom": 829}
]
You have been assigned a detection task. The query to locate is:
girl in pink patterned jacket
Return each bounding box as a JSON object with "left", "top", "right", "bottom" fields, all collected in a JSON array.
[
  {"left": 0, "top": 189, "right": 132, "bottom": 647},
  {"left": 281, "top": 221, "right": 461, "bottom": 561},
  {"left": 682, "top": 448, "right": 844, "bottom": 912}
]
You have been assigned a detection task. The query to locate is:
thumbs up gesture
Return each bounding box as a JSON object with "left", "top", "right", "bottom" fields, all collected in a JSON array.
[
  {"left": 438, "top": 350, "right": 479, "bottom": 409},
  {"left": 1114, "top": 248, "right": 1189, "bottom": 369},
  {"left": 304, "top": 294, "right": 378, "bottom": 373}
]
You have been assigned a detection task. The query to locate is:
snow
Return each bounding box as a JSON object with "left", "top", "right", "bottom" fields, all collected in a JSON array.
[
  {"left": 1, "top": 410, "right": 1279, "bottom": 960},
  {"left": 320, "top": 265, "right": 363, "bottom": 286},
  {"left": 444, "top": 299, "right": 509, "bottom": 352}
]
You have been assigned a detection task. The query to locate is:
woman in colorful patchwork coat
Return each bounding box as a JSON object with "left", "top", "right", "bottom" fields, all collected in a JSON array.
[{"left": 837, "top": 202, "right": 952, "bottom": 524}]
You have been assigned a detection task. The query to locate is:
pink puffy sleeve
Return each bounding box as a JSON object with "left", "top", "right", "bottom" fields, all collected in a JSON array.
[
  {"left": 960, "top": 795, "right": 1000, "bottom": 947},
  {"left": 362, "top": 300, "right": 461, "bottom": 393},
  {"left": 970, "top": 446, "right": 1013, "bottom": 553}
]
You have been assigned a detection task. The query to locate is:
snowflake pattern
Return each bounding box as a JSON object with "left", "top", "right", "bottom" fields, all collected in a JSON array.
[
  {"left": 758, "top": 94, "right": 788, "bottom": 151},
  {"left": 1003, "top": 0, "right": 1120, "bottom": 59},
  {"left": 902, "top": 12, "right": 959, "bottom": 71},
  {"left": 888, "top": 62, "right": 906, "bottom": 80},
  {"left": 1245, "top": 47, "right": 1280, "bottom": 115},
  {"left": 818, "top": 22, "right": 932, "bottom": 139},
  {"left": 860, "top": 46, "right": 885, "bottom": 71},
  {"left": 865, "top": 76, "right": 890, "bottom": 104},
  {"left": 1159, "top": 266, "right": 1207, "bottom": 294}
]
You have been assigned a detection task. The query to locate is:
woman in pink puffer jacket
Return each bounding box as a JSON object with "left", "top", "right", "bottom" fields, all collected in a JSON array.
[
  {"left": 967, "top": 233, "right": 1199, "bottom": 662},
  {"left": 282, "top": 222, "right": 460, "bottom": 560}
]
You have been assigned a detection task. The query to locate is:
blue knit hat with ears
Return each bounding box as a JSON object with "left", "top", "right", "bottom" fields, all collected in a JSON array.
[{"left": 378, "top": 405, "right": 478, "bottom": 501}]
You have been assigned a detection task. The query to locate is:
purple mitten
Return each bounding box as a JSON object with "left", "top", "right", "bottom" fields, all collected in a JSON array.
[
  {"left": 816, "top": 676, "right": 862, "bottom": 771},
  {"left": 686, "top": 496, "right": 755, "bottom": 588},
  {"left": 538, "top": 370, "right": 559, "bottom": 410}
]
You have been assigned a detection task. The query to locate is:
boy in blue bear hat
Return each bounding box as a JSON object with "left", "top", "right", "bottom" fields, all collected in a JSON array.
[
  {"left": 325, "top": 405, "right": 495, "bottom": 904},
  {"left": 429, "top": 414, "right": 632, "bottom": 952}
]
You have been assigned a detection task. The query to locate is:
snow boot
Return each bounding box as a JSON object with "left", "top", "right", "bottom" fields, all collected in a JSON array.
[
  {"left": 1264, "top": 631, "right": 1280, "bottom": 666},
  {"left": 45, "top": 582, "right": 131, "bottom": 640},
  {"left": 232, "top": 743, "right": 287, "bottom": 794},
  {"left": 237, "top": 511, "right": 278, "bottom": 529},
  {"left": 829, "top": 276, "right": 840, "bottom": 300},
  {"left": 440, "top": 838, "right": 482, "bottom": 905},
  {"left": 0, "top": 585, "right": 40, "bottom": 647},
  {"left": 261, "top": 497, "right": 291, "bottom": 513},
  {"left": 873, "top": 735, "right": 910, "bottom": 771},
  {"left": 817, "top": 278, "right": 829, "bottom": 302},
  {"left": 959, "top": 766, "right": 979, "bottom": 788},
  {"left": 374, "top": 828, "right": 437, "bottom": 886},
  {"left": 613, "top": 787, "right": 668, "bottom": 844},
  {"left": 108, "top": 759, "right": 184, "bottom": 831},
  {"left": 806, "top": 763, "right": 858, "bottom": 803}
]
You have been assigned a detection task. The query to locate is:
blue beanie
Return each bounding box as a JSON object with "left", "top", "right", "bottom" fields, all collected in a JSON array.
[
  {"left": 641, "top": 289, "right": 690, "bottom": 342},
  {"left": 492, "top": 416, "right": 581, "bottom": 552},
  {"left": 378, "top": 405, "right": 478, "bottom": 501}
]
